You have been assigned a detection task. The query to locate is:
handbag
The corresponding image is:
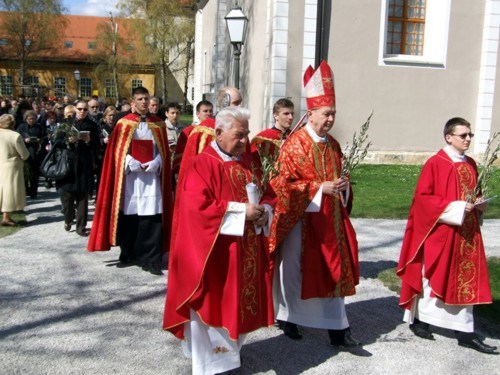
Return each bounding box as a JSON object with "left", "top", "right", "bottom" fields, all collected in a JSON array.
[{"left": 40, "top": 146, "right": 72, "bottom": 180}]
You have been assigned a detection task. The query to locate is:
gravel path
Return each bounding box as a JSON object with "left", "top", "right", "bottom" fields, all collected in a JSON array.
[{"left": 1, "top": 186, "right": 499, "bottom": 374}]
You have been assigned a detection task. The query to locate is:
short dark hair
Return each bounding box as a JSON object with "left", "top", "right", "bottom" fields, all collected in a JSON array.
[
  {"left": 273, "top": 98, "right": 294, "bottom": 114},
  {"left": 444, "top": 117, "right": 471, "bottom": 137},
  {"left": 196, "top": 100, "right": 213, "bottom": 113},
  {"left": 166, "top": 102, "right": 181, "bottom": 112},
  {"left": 132, "top": 86, "right": 149, "bottom": 97}
]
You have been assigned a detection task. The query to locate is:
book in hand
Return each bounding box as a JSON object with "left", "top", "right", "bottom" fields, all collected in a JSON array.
[{"left": 131, "top": 139, "right": 153, "bottom": 164}]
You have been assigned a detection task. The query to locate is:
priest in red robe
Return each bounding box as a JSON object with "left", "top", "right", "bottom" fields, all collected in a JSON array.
[
  {"left": 87, "top": 86, "right": 172, "bottom": 276},
  {"left": 268, "top": 61, "right": 361, "bottom": 348},
  {"left": 397, "top": 117, "right": 496, "bottom": 354},
  {"left": 164, "top": 106, "right": 275, "bottom": 374},
  {"left": 250, "top": 98, "right": 294, "bottom": 164},
  {"left": 170, "top": 87, "right": 244, "bottom": 260}
]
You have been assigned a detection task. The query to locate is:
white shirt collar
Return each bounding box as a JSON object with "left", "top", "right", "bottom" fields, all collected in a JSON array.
[
  {"left": 211, "top": 140, "right": 240, "bottom": 161},
  {"left": 444, "top": 145, "right": 466, "bottom": 162},
  {"left": 305, "top": 123, "right": 328, "bottom": 143}
]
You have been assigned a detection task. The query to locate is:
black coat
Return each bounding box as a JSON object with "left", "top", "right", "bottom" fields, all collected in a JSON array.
[{"left": 53, "top": 116, "right": 100, "bottom": 193}]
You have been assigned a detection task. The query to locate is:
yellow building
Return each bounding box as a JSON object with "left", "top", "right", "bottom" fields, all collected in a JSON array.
[{"left": 0, "top": 13, "right": 156, "bottom": 103}]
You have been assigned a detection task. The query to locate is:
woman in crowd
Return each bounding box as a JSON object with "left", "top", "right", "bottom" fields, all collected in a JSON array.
[
  {"left": 17, "top": 110, "right": 48, "bottom": 199},
  {"left": 0, "top": 114, "right": 30, "bottom": 226}
]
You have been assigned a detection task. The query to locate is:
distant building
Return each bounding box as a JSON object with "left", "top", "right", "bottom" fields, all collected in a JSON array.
[
  {"left": 193, "top": 0, "right": 500, "bottom": 161},
  {"left": 0, "top": 12, "right": 187, "bottom": 105}
]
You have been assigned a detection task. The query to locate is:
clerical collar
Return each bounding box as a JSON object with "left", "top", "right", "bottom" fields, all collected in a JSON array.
[
  {"left": 305, "top": 123, "right": 328, "bottom": 143},
  {"left": 211, "top": 140, "right": 240, "bottom": 161},
  {"left": 444, "top": 145, "right": 466, "bottom": 162},
  {"left": 272, "top": 126, "right": 290, "bottom": 140}
]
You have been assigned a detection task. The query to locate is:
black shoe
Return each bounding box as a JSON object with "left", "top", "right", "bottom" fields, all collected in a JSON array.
[
  {"left": 142, "top": 264, "right": 163, "bottom": 276},
  {"left": 458, "top": 338, "right": 499, "bottom": 354},
  {"left": 116, "top": 260, "right": 136, "bottom": 268},
  {"left": 343, "top": 332, "right": 362, "bottom": 348},
  {"left": 276, "top": 319, "right": 285, "bottom": 329},
  {"left": 283, "top": 322, "right": 302, "bottom": 340},
  {"left": 409, "top": 323, "right": 435, "bottom": 340},
  {"left": 64, "top": 223, "right": 71, "bottom": 232},
  {"left": 329, "top": 328, "right": 362, "bottom": 347},
  {"left": 76, "top": 228, "right": 88, "bottom": 237}
]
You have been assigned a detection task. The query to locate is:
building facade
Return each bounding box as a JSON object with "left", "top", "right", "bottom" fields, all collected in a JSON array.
[
  {"left": 0, "top": 13, "right": 188, "bottom": 106},
  {"left": 193, "top": 0, "right": 500, "bottom": 161}
]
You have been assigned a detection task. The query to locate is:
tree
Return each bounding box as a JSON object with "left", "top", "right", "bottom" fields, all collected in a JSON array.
[
  {"left": 119, "top": 0, "right": 195, "bottom": 107},
  {"left": 0, "top": 0, "right": 67, "bottom": 86}
]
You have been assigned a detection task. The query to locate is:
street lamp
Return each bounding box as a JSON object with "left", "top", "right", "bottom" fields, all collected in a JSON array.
[
  {"left": 225, "top": 4, "right": 248, "bottom": 89},
  {"left": 73, "top": 69, "right": 80, "bottom": 98}
]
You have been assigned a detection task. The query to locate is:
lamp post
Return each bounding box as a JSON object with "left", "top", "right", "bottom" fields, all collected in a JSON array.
[
  {"left": 73, "top": 69, "right": 80, "bottom": 99},
  {"left": 225, "top": 4, "right": 248, "bottom": 89}
]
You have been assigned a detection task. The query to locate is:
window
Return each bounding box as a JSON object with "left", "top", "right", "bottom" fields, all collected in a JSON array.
[
  {"left": 105, "top": 78, "right": 117, "bottom": 98},
  {"left": 64, "top": 40, "right": 73, "bottom": 48},
  {"left": 54, "top": 77, "right": 66, "bottom": 96},
  {"left": 25, "top": 76, "right": 39, "bottom": 86},
  {"left": 88, "top": 41, "right": 96, "bottom": 50},
  {"left": 0, "top": 75, "right": 13, "bottom": 96},
  {"left": 21, "top": 76, "right": 40, "bottom": 96},
  {"left": 386, "top": 0, "right": 426, "bottom": 55},
  {"left": 80, "top": 77, "right": 92, "bottom": 97},
  {"left": 0, "top": 38, "right": 8, "bottom": 46},
  {"left": 131, "top": 79, "right": 142, "bottom": 95},
  {"left": 379, "top": 0, "right": 451, "bottom": 67}
]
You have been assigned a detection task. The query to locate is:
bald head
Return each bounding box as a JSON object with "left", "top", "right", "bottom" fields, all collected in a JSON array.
[{"left": 217, "top": 87, "right": 242, "bottom": 109}]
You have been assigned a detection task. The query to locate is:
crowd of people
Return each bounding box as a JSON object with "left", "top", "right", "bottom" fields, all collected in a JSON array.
[{"left": 0, "top": 60, "right": 497, "bottom": 375}]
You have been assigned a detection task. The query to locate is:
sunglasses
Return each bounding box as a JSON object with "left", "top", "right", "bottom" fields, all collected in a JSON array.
[
  {"left": 451, "top": 133, "right": 474, "bottom": 139},
  {"left": 76, "top": 108, "right": 88, "bottom": 111}
]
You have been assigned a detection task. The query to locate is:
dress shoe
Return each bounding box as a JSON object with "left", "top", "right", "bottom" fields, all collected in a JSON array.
[
  {"left": 343, "top": 332, "right": 363, "bottom": 348},
  {"left": 409, "top": 323, "right": 435, "bottom": 340},
  {"left": 64, "top": 223, "right": 71, "bottom": 231},
  {"left": 116, "top": 260, "right": 136, "bottom": 268},
  {"left": 283, "top": 322, "right": 302, "bottom": 340},
  {"left": 76, "top": 228, "right": 88, "bottom": 237},
  {"left": 329, "top": 328, "right": 362, "bottom": 347},
  {"left": 142, "top": 264, "right": 163, "bottom": 276},
  {"left": 458, "top": 338, "right": 499, "bottom": 354}
]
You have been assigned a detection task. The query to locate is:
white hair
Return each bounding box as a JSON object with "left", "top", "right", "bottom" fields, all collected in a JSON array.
[{"left": 215, "top": 106, "right": 251, "bottom": 131}]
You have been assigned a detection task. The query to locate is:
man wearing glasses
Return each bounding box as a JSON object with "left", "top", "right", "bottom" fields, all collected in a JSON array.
[
  {"left": 87, "top": 98, "right": 103, "bottom": 123},
  {"left": 398, "top": 117, "right": 497, "bottom": 354}
]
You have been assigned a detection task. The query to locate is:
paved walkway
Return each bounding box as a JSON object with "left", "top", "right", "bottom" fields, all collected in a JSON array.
[{"left": 1, "top": 186, "right": 499, "bottom": 374}]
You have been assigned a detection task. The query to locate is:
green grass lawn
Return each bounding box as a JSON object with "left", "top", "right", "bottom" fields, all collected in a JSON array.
[
  {"left": 350, "top": 164, "right": 500, "bottom": 219},
  {"left": 0, "top": 211, "right": 26, "bottom": 239}
]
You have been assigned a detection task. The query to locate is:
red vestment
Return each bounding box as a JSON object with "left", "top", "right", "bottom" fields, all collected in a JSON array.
[
  {"left": 250, "top": 127, "right": 285, "bottom": 166},
  {"left": 87, "top": 113, "right": 172, "bottom": 252},
  {"left": 269, "top": 127, "right": 359, "bottom": 299},
  {"left": 397, "top": 149, "right": 492, "bottom": 309},
  {"left": 163, "top": 145, "right": 275, "bottom": 340}
]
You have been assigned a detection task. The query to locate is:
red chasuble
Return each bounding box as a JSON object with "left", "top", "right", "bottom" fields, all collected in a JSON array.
[
  {"left": 397, "top": 149, "right": 492, "bottom": 309},
  {"left": 163, "top": 145, "right": 275, "bottom": 340},
  {"left": 87, "top": 113, "right": 172, "bottom": 252},
  {"left": 269, "top": 127, "right": 359, "bottom": 299},
  {"left": 250, "top": 127, "right": 285, "bottom": 166}
]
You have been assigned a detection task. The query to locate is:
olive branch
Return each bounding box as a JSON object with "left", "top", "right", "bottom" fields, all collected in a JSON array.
[
  {"left": 251, "top": 147, "right": 280, "bottom": 200},
  {"left": 341, "top": 111, "right": 373, "bottom": 178},
  {"left": 467, "top": 131, "right": 500, "bottom": 202}
]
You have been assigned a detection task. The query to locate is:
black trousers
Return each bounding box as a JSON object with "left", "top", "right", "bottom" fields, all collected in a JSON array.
[
  {"left": 60, "top": 190, "right": 88, "bottom": 232},
  {"left": 117, "top": 213, "right": 163, "bottom": 268}
]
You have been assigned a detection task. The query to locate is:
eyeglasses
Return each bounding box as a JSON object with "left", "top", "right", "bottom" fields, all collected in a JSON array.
[
  {"left": 76, "top": 108, "right": 88, "bottom": 111},
  {"left": 451, "top": 133, "right": 474, "bottom": 139}
]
